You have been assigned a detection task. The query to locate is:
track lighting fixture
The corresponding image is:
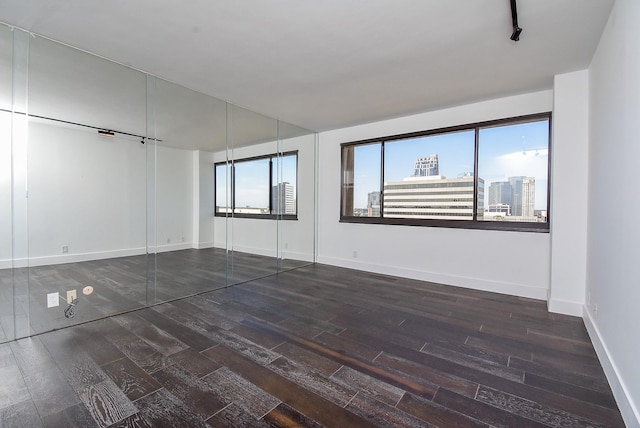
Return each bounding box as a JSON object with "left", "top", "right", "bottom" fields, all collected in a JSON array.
[
  {"left": 98, "top": 129, "right": 115, "bottom": 137},
  {"left": 510, "top": 0, "right": 523, "bottom": 41}
]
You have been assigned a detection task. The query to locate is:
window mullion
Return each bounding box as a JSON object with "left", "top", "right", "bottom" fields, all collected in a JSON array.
[
  {"left": 380, "top": 142, "right": 385, "bottom": 218},
  {"left": 473, "top": 127, "right": 480, "bottom": 222}
]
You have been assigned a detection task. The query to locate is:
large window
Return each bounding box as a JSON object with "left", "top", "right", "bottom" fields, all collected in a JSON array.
[
  {"left": 341, "top": 113, "right": 551, "bottom": 232},
  {"left": 215, "top": 151, "right": 298, "bottom": 219}
]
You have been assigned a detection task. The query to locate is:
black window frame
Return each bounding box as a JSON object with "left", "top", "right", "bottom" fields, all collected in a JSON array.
[
  {"left": 340, "top": 113, "right": 551, "bottom": 233},
  {"left": 215, "top": 150, "right": 298, "bottom": 220}
]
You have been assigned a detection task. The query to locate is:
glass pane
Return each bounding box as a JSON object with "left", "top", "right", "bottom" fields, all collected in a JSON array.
[
  {"left": 26, "top": 35, "right": 148, "bottom": 333},
  {"left": 478, "top": 119, "right": 549, "bottom": 223},
  {"left": 215, "top": 163, "right": 230, "bottom": 214},
  {"left": 149, "top": 77, "right": 228, "bottom": 302},
  {"left": 383, "top": 131, "right": 475, "bottom": 220},
  {"left": 234, "top": 158, "right": 270, "bottom": 213},
  {"left": 272, "top": 153, "right": 297, "bottom": 216},
  {"left": 226, "top": 104, "right": 278, "bottom": 285},
  {"left": 277, "top": 121, "right": 316, "bottom": 274},
  {"left": 342, "top": 143, "right": 382, "bottom": 217}
]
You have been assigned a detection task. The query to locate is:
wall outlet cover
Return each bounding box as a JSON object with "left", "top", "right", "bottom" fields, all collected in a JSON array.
[{"left": 47, "top": 292, "right": 59, "bottom": 308}]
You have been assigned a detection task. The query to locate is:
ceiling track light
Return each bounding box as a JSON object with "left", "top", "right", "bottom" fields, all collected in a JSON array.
[
  {"left": 510, "top": 0, "right": 523, "bottom": 41},
  {"left": 98, "top": 129, "right": 115, "bottom": 137}
]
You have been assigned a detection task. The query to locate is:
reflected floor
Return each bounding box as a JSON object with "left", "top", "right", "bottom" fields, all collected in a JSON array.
[{"left": 0, "top": 248, "right": 311, "bottom": 342}]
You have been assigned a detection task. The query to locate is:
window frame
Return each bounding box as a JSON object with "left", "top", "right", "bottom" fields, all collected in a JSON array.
[
  {"left": 215, "top": 150, "right": 299, "bottom": 220},
  {"left": 340, "top": 113, "right": 551, "bottom": 233}
]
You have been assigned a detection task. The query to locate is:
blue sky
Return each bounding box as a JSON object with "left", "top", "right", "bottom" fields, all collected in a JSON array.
[
  {"left": 215, "top": 154, "right": 297, "bottom": 208},
  {"left": 353, "top": 119, "right": 550, "bottom": 210}
]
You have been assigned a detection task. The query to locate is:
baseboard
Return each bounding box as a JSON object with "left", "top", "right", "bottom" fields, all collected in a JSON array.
[
  {"left": 317, "top": 255, "right": 548, "bottom": 301},
  {"left": 583, "top": 307, "right": 640, "bottom": 428},
  {"left": 1, "top": 247, "right": 147, "bottom": 269},
  {"left": 547, "top": 298, "right": 584, "bottom": 317},
  {"left": 280, "top": 250, "right": 314, "bottom": 263},
  {"left": 154, "top": 243, "right": 193, "bottom": 253},
  {"left": 196, "top": 241, "right": 216, "bottom": 250},
  {"left": 230, "top": 244, "right": 277, "bottom": 258}
]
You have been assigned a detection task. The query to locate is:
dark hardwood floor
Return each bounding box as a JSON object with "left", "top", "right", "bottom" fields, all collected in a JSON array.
[
  {"left": 0, "top": 263, "right": 625, "bottom": 427},
  {"left": 0, "top": 248, "right": 310, "bottom": 340}
]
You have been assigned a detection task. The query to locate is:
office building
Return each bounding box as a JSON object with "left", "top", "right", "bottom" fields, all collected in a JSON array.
[
  {"left": 383, "top": 174, "right": 483, "bottom": 220},
  {"left": 509, "top": 176, "right": 535, "bottom": 217},
  {"left": 413, "top": 154, "right": 439, "bottom": 177},
  {"left": 272, "top": 182, "right": 296, "bottom": 215}
]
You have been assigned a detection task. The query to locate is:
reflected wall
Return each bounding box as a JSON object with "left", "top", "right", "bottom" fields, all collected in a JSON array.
[{"left": 0, "top": 25, "right": 316, "bottom": 342}]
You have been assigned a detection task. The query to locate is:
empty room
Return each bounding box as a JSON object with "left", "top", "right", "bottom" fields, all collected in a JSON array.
[{"left": 0, "top": 0, "right": 638, "bottom": 427}]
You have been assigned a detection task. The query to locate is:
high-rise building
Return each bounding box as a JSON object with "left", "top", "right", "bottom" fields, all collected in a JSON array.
[
  {"left": 509, "top": 176, "right": 535, "bottom": 217},
  {"left": 383, "top": 175, "right": 483, "bottom": 220},
  {"left": 488, "top": 181, "right": 512, "bottom": 206},
  {"left": 367, "top": 191, "right": 381, "bottom": 217},
  {"left": 272, "top": 182, "right": 295, "bottom": 215},
  {"left": 413, "top": 154, "right": 439, "bottom": 177}
]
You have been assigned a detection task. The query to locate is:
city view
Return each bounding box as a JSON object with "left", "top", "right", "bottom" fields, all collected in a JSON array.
[
  {"left": 215, "top": 153, "right": 298, "bottom": 216},
  {"left": 348, "top": 119, "right": 549, "bottom": 222}
]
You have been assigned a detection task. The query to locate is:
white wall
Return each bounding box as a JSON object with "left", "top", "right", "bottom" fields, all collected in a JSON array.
[
  {"left": 24, "top": 121, "right": 147, "bottom": 266},
  {"left": 0, "top": 112, "right": 12, "bottom": 264},
  {"left": 0, "top": 121, "right": 197, "bottom": 268},
  {"left": 211, "top": 136, "right": 316, "bottom": 263},
  {"left": 548, "top": 70, "right": 589, "bottom": 316},
  {"left": 197, "top": 150, "right": 216, "bottom": 249},
  {"left": 155, "top": 145, "right": 194, "bottom": 252},
  {"left": 586, "top": 0, "right": 640, "bottom": 425},
  {"left": 318, "top": 91, "right": 553, "bottom": 300}
]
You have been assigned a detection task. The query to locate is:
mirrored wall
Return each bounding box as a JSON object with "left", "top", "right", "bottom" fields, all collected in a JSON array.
[{"left": 0, "top": 25, "right": 317, "bottom": 343}]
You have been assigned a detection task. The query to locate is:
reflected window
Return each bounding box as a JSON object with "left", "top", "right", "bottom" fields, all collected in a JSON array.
[
  {"left": 215, "top": 163, "right": 230, "bottom": 214},
  {"left": 214, "top": 151, "right": 298, "bottom": 219}
]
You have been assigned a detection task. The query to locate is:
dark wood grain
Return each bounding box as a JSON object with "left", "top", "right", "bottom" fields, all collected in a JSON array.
[{"left": 0, "top": 260, "right": 625, "bottom": 427}]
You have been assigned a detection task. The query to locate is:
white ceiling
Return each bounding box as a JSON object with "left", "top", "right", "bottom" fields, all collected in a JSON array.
[{"left": 0, "top": 0, "right": 614, "bottom": 132}]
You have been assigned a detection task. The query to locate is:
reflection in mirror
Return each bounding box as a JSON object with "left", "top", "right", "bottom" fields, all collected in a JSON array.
[
  {"left": 0, "top": 28, "right": 317, "bottom": 344},
  {"left": 277, "top": 122, "right": 317, "bottom": 273},
  {"left": 0, "top": 24, "right": 16, "bottom": 341},
  {"left": 148, "top": 77, "right": 229, "bottom": 303},
  {"left": 224, "top": 104, "right": 279, "bottom": 285},
  {"left": 25, "top": 35, "right": 149, "bottom": 334}
]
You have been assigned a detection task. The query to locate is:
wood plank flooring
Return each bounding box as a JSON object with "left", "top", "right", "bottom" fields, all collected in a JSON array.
[
  {"left": 0, "top": 263, "right": 625, "bottom": 427},
  {"left": 0, "top": 248, "right": 310, "bottom": 340}
]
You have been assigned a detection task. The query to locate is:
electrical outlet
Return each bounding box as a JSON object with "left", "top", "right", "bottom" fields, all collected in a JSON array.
[
  {"left": 181, "top": 236, "right": 185, "bottom": 243},
  {"left": 61, "top": 245, "right": 68, "bottom": 253},
  {"left": 47, "top": 292, "right": 59, "bottom": 308},
  {"left": 67, "top": 289, "right": 77, "bottom": 303},
  {"left": 594, "top": 304, "right": 598, "bottom": 318},
  {"left": 166, "top": 238, "right": 171, "bottom": 244},
  {"left": 352, "top": 250, "right": 358, "bottom": 258}
]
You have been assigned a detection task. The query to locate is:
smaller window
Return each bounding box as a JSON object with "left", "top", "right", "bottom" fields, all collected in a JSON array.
[{"left": 215, "top": 151, "right": 298, "bottom": 220}]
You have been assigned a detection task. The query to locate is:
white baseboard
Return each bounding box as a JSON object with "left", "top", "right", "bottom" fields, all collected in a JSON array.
[
  {"left": 583, "top": 307, "right": 640, "bottom": 428},
  {"left": 1, "top": 247, "right": 147, "bottom": 269},
  {"left": 280, "top": 250, "right": 314, "bottom": 263},
  {"left": 196, "top": 241, "right": 216, "bottom": 250},
  {"left": 547, "top": 298, "right": 584, "bottom": 317},
  {"left": 230, "top": 244, "right": 276, "bottom": 258},
  {"left": 154, "top": 242, "right": 193, "bottom": 253},
  {"left": 317, "top": 255, "right": 548, "bottom": 301}
]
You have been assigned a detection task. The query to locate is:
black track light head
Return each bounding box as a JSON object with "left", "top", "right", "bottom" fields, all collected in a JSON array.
[{"left": 510, "top": 26, "right": 522, "bottom": 41}]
